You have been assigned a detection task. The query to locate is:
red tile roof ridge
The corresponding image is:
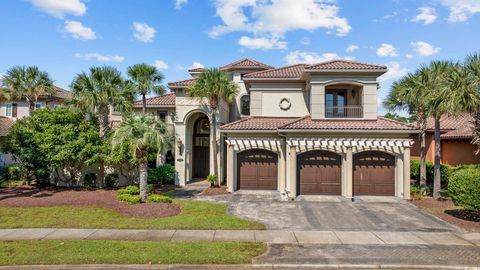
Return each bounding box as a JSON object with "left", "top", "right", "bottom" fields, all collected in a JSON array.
[
  {"left": 306, "top": 59, "right": 387, "bottom": 69},
  {"left": 377, "top": 116, "right": 417, "bottom": 128},
  {"left": 243, "top": 64, "right": 307, "bottom": 78},
  {"left": 221, "top": 58, "right": 273, "bottom": 69},
  {"left": 278, "top": 115, "right": 310, "bottom": 129}
]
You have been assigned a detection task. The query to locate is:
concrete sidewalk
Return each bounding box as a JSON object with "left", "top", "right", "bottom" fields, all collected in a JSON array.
[{"left": 0, "top": 228, "right": 479, "bottom": 246}]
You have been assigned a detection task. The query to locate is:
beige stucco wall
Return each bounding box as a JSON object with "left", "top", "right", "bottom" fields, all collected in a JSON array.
[
  {"left": 248, "top": 83, "right": 308, "bottom": 117},
  {"left": 0, "top": 99, "right": 63, "bottom": 120},
  {"left": 132, "top": 107, "right": 176, "bottom": 124}
]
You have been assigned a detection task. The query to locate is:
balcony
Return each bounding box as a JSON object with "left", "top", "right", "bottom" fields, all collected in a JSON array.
[{"left": 325, "top": 105, "right": 363, "bottom": 118}]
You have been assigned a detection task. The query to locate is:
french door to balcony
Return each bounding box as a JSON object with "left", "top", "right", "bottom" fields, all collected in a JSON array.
[{"left": 325, "top": 90, "right": 346, "bottom": 118}]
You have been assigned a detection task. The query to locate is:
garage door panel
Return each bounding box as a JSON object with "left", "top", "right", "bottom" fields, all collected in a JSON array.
[
  {"left": 238, "top": 149, "right": 278, "bottom": 190},
  {"left": 353, "top": 151, "right": 395, "bottom": 196},
  {"left": 298, "top": 151, "right": 342, "bottom": 195}
]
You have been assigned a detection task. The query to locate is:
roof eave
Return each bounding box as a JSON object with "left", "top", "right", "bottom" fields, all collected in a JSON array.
[
  {"left": 304, "top": 69, "right": 388, "bottom": 74},
  {"left": 277, "top": 129, "right": 419, "bottom": 134}
]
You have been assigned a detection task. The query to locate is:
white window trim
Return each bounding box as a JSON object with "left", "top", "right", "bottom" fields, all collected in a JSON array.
[
  {"left": 4, "top": 102, "right": 13, "bottom": 117},
  {"left": 34, "top": 102, "right": 44, "bottom": 110}
]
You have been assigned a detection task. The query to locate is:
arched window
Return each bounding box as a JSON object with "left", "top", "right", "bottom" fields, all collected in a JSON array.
[{"left": 240, "top": 95, "right": 250, "bottom": 116}]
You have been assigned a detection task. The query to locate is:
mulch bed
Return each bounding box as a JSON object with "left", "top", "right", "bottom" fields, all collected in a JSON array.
[
  {"left": 201, "top": 185, "right": 229, "bottom": 196},
  {"left": 412, "top": 197, "right": 480, "bottom": 232},
  {"left": 0, "top": 185, "right": 180, "bottom": 218}
]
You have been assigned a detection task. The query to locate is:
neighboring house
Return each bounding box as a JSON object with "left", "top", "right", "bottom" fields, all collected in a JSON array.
[
  {"left": 0, "top": 87, "right": 72, "bottom": 166},
  {"left": 411, "top": 114, "right": 480, "bottom": 165},
  {"left": 146, "top": 58, "right": 418, "bottom": 200}
]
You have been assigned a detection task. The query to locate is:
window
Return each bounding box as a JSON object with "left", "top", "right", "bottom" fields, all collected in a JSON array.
[
  {"left": 240, "top": 95, "right": 250, "bottom": 116},
  {"left": 34, "top": 102, "right": 44, "bottom": 110},
  {"left": 156, "top": 111, "right": 168, "bottom": 121},
  {"left": 5, "top": 103, "right": 12, "bottom": 117}
]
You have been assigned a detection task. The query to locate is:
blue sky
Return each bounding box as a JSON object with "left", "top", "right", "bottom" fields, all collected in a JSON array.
[{"left": 1, "top": 0, "right": 479, "bottom": 114}]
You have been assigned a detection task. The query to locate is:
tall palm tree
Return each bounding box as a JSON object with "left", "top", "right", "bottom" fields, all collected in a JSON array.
[
  {"left": 70, "top": 66, "right": 133, "bottom": 186},
  {"left": 0, "top": 66, "right": 54, "bottom": 114},
  {"left": 127, "top": 63, "right": 164, "bottom": 114},
  {"left": 384, "top": 72, "right": 430, "bottom": 193},
  {"left": 110, "top": 115, "right": 170, "bottom": 201},
  {"left": 187, "top": 68, "right": 239, "bottom": 184},
  {"left": 464, "top": 53, "right": 480, "bottom": 150}
]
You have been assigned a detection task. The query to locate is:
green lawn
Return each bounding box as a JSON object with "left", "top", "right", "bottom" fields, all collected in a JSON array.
[
  {"left": 0, "top": 240, "right": 266, "bottom": 265},
  {"left": 0, "top": 199, "right": 264, "bottom": 230}
]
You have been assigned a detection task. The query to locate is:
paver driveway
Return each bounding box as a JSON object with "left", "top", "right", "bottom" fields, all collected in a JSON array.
[{"left": 199, "top": 191, "right": 459, "bottom": 232}]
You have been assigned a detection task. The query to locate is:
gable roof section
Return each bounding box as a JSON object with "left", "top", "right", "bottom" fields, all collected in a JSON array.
[
  {"left": 426, "top": 114, "right": 475, "bottom": 139},
  {"left": 133, "top": 93, "right": 175, "bottom": 107},
  {"left": 0, "top": 116, "right": 14, "bottom": 137},
  {"left": 167, "top": 78, "right": 197, "bottom": 89},
  {"left": 187, "top": 67, "right": 206, "bottom": 73},
  {"left": 243, "top": 64, "right": 307, "bottom": 79},
  {"left": 220, "top": 58, "right": 273, "bottom": 71},
  {"left": 306, "top": 60, "right": 387, "bottom": 71},
  {"left": 279, "top": 116, "right": 416, "bottom": 131}
]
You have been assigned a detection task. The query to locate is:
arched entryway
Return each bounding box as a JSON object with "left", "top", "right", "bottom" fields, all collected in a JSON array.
[
  {"left": 192, "top": 116, "right": 210, "bottom": 179},
  {"left": 353, "top": 151, "right": 395, "bottom": 196}
]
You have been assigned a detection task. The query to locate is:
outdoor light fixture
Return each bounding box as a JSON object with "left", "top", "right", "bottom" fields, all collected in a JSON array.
[
  {"left": 351, "top": 89, "right": 356, "bottom": 99},
  {"left": 176, "top": 137, "right": 183, "bottom": 154}
]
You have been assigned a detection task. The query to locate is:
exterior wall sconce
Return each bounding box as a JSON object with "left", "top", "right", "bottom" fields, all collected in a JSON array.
[
  {"left": 351, "top": 89, "right": 356, "bottom": 99},
  {"left": 176, "top": 137, "right": 183, "bottom": 155}
]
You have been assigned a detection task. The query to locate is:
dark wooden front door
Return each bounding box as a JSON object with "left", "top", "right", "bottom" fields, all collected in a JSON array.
[
  {"left": 192, "top": 117, "right": 210, "bottom": 179},
  {"left": 237, "top": 149, "right": 277, "bottom": 190},
  {"left": 297, "top": 150, "right": 342, "bottom": 195},
  {"left": 353, "top": 151, "right": 395, "bottom": 196}
]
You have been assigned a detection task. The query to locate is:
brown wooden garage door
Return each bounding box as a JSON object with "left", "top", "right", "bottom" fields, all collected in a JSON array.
[
  {"left": 237, "top": 149, "right": 278, "bottom": 190},
  {"left": 353, "top": 151, "right": 395, "bottom": 196},
  {"left": 297, "top": 150, "right": 342, "bottom": 195}
]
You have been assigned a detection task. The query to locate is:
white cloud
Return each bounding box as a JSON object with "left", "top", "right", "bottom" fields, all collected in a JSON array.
[
  {"left": 153, "top": 60, "right": 169, "bottom": 70},
  {"left": 31, "top": 0, "right": 86, "bottom": 18},
  {"left": 209, "top": 0, "right": 351, "bottom": 44},
  {"left": 405, "top": 54, "right": 413, "bottom": 59},
  {"left": 74, "top": 53, "right": 125, "bottom": 63},
  {"left": 410, "top": 41, "right": 440, "bottom": 56},
  {"left": 62, "top": 20, "right": 96, "bottom": 40},
  {"left": 440, "top": 0, "right": 480, "bottom": 22},
  {"left": 376, "top": 43, "right": 398, "bottom": 57},
  {"left": 300, "top": 37, "right": 311, "bottom": 45},
  {"left": 412, "top": 7, "right": 437, "bottom": 24},
  {"left": 132, "top": 22, "right": 156, "bottom": 43},
  {"left": 379, "top": 62, "right": 408, "bottom": 82},
  {"left": 238, "top": 35, "right": 287, "bottom": 50},
  {"left": 346, "top": 44, "right": 359, "bottom": 53},
  {"left": 175, "top": 0, "right": 188, "bottom": 9},
  {"left": 285, "top": 51, "right": 340, "bottom": 65},
  {"left": 190, "top": 62, "right": 204, "bottom": 69}
]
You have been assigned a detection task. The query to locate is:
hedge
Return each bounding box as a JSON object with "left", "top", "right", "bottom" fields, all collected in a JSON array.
[
  {"left": 148, "top": 165, "right": 175, "bottom": 184},
  {"left": 410, "top": 160, "right": 454, "bottom": 185},
  {"left": 448, "top": 168, "right": 480, "bottom": 210}
]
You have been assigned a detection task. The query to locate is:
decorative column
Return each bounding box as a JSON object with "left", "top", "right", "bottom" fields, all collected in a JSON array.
[
  {"left": 279, "top": 143, "right": 286, "bottom": 193},
  {"left": 226, "top": 144, "right": 235, "bottom": 193},
  {"left": 403, "top": 147, "right": 411, "bottom": 200},
  {"left": 345, "top": 147, "right": 353, "bottom": 198},
  {"left": 289, "top": 145, "right": 297, "bottom": 198}
]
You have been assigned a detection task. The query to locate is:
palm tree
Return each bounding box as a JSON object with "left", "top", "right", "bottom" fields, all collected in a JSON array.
[
  {"left": 0, "top": 66, "right": 54, "bottom": 114},
  {"left": 464, "top": 53, "right": 480, "bottom": 150},
  {"left": 110, "top": 115, "right": 170, "bottom": 201},
  {"left": 70, "top": 66, "right": 133, "bottom": 186},
  {"left": 384, "top": 72, "right": 430, "bottom": 193},
  {"left": 127, "top": 63, "right": 164, "bottom": 114},
  {"left": 187, "top": 68, "right": 239, "bottom": 184}
]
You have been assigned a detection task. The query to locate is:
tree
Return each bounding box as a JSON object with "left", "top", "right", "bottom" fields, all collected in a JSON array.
[
  {"left": 464, "top": 53, "right": 480, "bottom": 150},
  {"left": 384, "top": 72, "right": 430, "bottom": 193},
  {"left": 186, "top": 68, "right": 238, "bottom": 184},
  {"left": 127, "top": 63, "right": 164, "bottom": 114},
  {"left": 70, "top": 66, "right": 134, "bottom": 186},
  {"left": 1, "top": 107, "right": 101, "bottom": 185},
  {"left": 0, "top": 66, "right": 54, "bottom": 114},
  {"left": 110, "top": 115, "right": 170, "bottom": 201}
]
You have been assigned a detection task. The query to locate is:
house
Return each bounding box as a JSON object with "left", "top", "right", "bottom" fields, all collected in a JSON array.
[
  {"left": 0, "top": 87, "right": 72, "bottom": 166},
  {"left": 411, "top": 114, "right": 480, "bottom": 165},
  {"left": 148, "top": 58, "right": 418, "bottom": 199}
]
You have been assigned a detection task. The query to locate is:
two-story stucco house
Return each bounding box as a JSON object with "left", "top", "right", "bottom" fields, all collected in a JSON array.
[{"left": 145, "top": 58, "right": 418, "bottom": 200}]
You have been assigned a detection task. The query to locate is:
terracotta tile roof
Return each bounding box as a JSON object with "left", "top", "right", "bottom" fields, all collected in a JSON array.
[
  {"left": 280, "top": 116, "right": 416, "bottom": 131},
  {"left": 426, "top": 114, "right": 475, "bottom": 139},
  {"left": 133, "top": 93, "right": 175, "bottom": 106},
  {"left": 306, "top": 60, "right": 387, "bottom": 70},
  {"left": 220, "top": 117, "right": 298, "bottom": 131},
  {"left": 0, "top": 116, "right": 14, "bottom": 136},
  {"left": 243, "top": 64, "right": 307, "bottom": 79},
  {"left": 221, "top": 58, "right": 273, "bottom": 71},
  {"left": 167, "top": 78, "right": 197, "bottom": 88}
]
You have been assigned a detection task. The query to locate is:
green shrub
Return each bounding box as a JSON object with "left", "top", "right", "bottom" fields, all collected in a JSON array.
[
  {"left": 105, "top": 173, "right": 119, "bottom": 188},
  {"left": 117, "top": 193, "right": 141, "bottom": 204},
  {"left": 83, "top": 173, "right": 96, "bottom": 188},
  {"left": 207, "top": 174, "right": 217, "bottom": 186},
  {"left": 148, "top": 165, "right": 175, "bottom": 184},
  {"left": 448, "top": 168, "right": 480, "bottom": 210},
  {"left": 410, "top": 160, "right": 452, "bottom": 185},
  {"left": 147, "top": 184, "right": 154, "bottom": 194},
  {"left": 146, "top": 194, "right": 172, "bottom": 203},
  {"left": 0, "top": 165, "right": 23, "bottom": 183},
  {"left": 117, "top": 185, "right": 140, "bottom": 195}
]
